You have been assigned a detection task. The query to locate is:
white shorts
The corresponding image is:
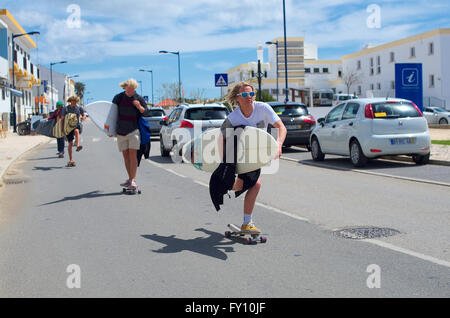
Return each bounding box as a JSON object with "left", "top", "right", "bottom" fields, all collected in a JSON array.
[{"left": 117, "top": 129, "right": 140, "bottom": 152}]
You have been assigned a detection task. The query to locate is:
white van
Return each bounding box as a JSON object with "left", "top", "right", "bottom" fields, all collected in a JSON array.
[{"left": 332, "top": 94, "right": 358, "bottom": 106}]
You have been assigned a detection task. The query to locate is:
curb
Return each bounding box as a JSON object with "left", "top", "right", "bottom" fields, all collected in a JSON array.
[{"left": 0, "top": 138, "right": 51, "bottom": 187}]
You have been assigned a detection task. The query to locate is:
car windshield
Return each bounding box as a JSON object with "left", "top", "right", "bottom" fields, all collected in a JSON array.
[
  {"left": 433, "top": 107, "right": 446, "bottom": 112},
  {"left": 372, "top": 102, "right": 421, "bottom": 119},
  {"left": 339, "top": 96, "right": 351, "bottom": 101},
  {"left": 272, "top": 105, "right": 308, "bottom": 116},
  {"left": 322, "top": 93, "right": 333, "bottom": 99},
  {"left": 144, "top": 109, "right": 165, "bottom": 117},
  {"left": 185, "top": 108, "right": 229, "bottom": 120}
]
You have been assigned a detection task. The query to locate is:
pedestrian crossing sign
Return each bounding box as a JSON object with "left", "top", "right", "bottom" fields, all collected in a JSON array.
[{"left": 215, "top": 73, "right": 228, "bottom": 87}]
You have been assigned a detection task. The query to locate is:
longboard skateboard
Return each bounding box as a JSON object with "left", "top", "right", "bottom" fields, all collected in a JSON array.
[
  {"left": 122, "top": 186, "right": 142, "bottom": 195},
  {"left": 225, "top": 223, "right": 267, "bottom": 244}
]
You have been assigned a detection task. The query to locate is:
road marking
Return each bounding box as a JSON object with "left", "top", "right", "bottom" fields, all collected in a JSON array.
[
  {"left": 365, "top": 239, "right": 450, "bottom": 269},
  {"left": 92, "top": 138, "right": 101, "bottom": 142},
  {"left": 194, "top": 180, "right": 209, "bottom": 187},
  {"left": 254, "top": 202, "right": 310, "bottom": 223},
  {"left": 164, "top": 168, "right": 186, "bottom": 178}
]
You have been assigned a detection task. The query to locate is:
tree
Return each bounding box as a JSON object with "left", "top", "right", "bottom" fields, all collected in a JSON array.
[
  {"left": 256, "top": 90, "right": 276, "bottom": 102},
  {"left": 189, "top": 88, "right": 206, "bottom": 103},
  {"left": 74, "top": 82, "right": 85, "bottom": 103},
  {"left": 342, "top": 68, "right": 360, "bottom": 95},
  {"left": 157, "top": 81, "right": 182, "bottom": 102}
]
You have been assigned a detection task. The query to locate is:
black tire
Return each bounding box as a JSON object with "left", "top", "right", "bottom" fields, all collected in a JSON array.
[
  {"left": 311, "top": 137, "right": 325, "bottom": 161},
  {"left": 306, "top": 145, "right": 312, "bottom": 152},
  {"left": 412, "top": 153, "right": 430, "bottom": 165},
  {"left": 160, "top": 136, "right": 170, "bottom": 157},
  {"left": 17, "top": 126, "right": 27, "bottom": 136},
  {"left": 349, "top": 139, "right": 368, "bottom": 167},
  {"left": 439, "top": 118, "right": 448, "bottom": 125}
]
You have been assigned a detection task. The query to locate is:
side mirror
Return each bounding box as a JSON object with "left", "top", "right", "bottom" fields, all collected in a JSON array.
[
  {"left": 160, "top": 116, "right": 168, "bottom": 126},
  {"left": 317, "top": 118, "right": 325, "bottom": 127}
]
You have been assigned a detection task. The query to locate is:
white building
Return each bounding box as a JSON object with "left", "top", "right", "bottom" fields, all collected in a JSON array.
[
  {"left": 222, "top": 28, "right": 450, "bottom": 108},
  {"left": 0, "top": 9, "right": 41, "bottom": 125},
  {"left": 341, "top": 28, "right": 450, "bottom": 108}
]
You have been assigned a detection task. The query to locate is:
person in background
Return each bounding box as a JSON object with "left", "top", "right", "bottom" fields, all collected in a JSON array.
[
  {"left": 48, "top": 101, "right": 65, "bottom": 158},
  {"left": 62, "top": 95, "right": 86, "bottom": 167}
]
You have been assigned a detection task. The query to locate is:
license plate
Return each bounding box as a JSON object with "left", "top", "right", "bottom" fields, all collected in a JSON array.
[
  {"left": 390, "top": 138, "right": 415, "bottom": 145},
  {"left": 286, "top": 124, "right": 301, "bottom": 130}
]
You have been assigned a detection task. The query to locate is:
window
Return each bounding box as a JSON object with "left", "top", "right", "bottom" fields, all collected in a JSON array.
[
  {"left": 357, "top": 60, "right": 361, "bottom": 70},
  {"left": 370, "top": 57, "right": 374, "bottom": 75},
  {"left": 23, "top": 56, "right": 27, "bottom": 70},
  {"left": 342, "top": 103, "right": 360, "bottom": 120},
  {"left": 338, "top": 70, "right": 342, "bottom": 78},
  {"left": 370, "top": 84, "right": 374, "bottom": 90},
  {"left": 410, "top": 47, "right": 415, "bottom": 58},
  {"left": 429, "top": 42, "right": 434, "bottom": 55},
  {"left": 390, "top": 52, "right": 395, "bottom": 62},
  {"left": 325, "top": 104, "right": 345, "bottom": 123},
  {"left": 2, "top": 87, "right": 5, "bottom": 100},
  {"left": 323, "top": 68, "right": 329, "bottom": 73},
  {"left": 357, "top": 86, "right": 362, "bottom": 95},
  {"left": 305, "top": 68, "right": 311, "bottom": 73},
  {"left": 391, "top": 81, "right": 395, "bottom": 90},
  {"left": 429, "top": 74, "right": 435, "bottom": 88},
  {"left": 377, "top": 83, "right": 381, "bottom": 90},
  {"left": 313, "top": 68, "right": 320, "bottom": 73},
  {"left": 376, "top": 56, "right": 381, "bottom": 74}
]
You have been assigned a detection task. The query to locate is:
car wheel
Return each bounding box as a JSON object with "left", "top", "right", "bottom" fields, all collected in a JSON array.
[
  {"left": 311, "top": 137, "right": 325, "bottom": 161},
  {"left": 439, "top": 118, "right": 448, "bottom": 125},
  {"left": 306, "top": 145, "right": 312, "bottom": 152},
  {"left": 412, "top": 153, "right": 430, "bottom": 165},
  {"left": 349, "top": 139, "right": 367, "bottom": 167},
  {"left": 160, "top": 136, "right": 170, "bottom": 157}
]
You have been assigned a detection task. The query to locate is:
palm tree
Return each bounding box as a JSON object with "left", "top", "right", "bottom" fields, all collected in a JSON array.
[{"left": 74, "top": 82, "right": 85, "bottom": 104}]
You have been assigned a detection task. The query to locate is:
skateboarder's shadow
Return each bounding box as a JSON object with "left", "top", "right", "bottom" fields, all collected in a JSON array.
[
  {"left": 142, "top": 228, "right": 237, "bottom": 261},
  {"left": 40, "top": 190, "right": 123, "bottom": 206}
]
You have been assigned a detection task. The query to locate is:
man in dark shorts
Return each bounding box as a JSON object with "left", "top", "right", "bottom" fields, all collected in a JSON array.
[
  {"left": 62, "top": 95, "right": 86, "bottom": 167},
  {"left": 112, "top": 79, "right": 148, "bottom": 190}
]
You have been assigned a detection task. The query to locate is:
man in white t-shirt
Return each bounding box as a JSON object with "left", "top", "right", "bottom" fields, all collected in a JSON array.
[{"left": 221, "top": 82, "right": 287, "bottom": 234}]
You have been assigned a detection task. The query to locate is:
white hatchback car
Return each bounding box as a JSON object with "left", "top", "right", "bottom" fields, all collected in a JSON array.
[{"left": 310, "top": 98, "right": 431, "bottom": 167}]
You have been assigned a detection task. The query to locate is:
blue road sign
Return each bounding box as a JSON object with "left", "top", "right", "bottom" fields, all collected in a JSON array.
[
  {"left": 395, "top": 63, "right": 423, "bottom": 111},
  {"left": 215, "top": 73, "right": 228, "bottom": 87},
  {"left": 143, "top": 96, "right": 149, "bottom": 102}
]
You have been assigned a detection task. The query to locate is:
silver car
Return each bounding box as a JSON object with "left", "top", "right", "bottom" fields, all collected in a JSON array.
[
  {"left": 159, "top": 103, "right": 229, "bottom": 157},
  {"left": 310, "top": 98, "right": 431, "bottom": 167},
  {"left": 423, "top": 106, "right": 450, "bottom": 125},
  {"left": 142, "top": 107, "right": 166, "bottom": 135}
]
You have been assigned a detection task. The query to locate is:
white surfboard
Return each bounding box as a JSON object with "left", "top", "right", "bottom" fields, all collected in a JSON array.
[
  {"left": 85, "top": 101, "right": 118, "bottom": 136},
  {"left": 182, "top": 126, "right": 278, "bottom": 174}
]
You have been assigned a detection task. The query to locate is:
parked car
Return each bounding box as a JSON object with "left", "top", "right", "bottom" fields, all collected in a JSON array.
[
  {"left": 267, "top": 102, "right": 316, "bottom": 150},
  {"left": 332, "top": 93, "right": 358, "bottom": 106},
  {"left": 159, "top": 103, "right": 229, "bottom": 157},
  {"left": 423, "top": 106, "right": 450, "bottom": 125},
  {"left": 142, "top": 107, "right": 167, "bottom": 135},
  {"left": 310, "top": 98, "right": 431, "bottom": 167}
]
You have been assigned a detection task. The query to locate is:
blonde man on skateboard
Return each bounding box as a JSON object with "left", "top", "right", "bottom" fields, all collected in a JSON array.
[{"left": 222, "top": 82, "right": 286, "bottom": 234}]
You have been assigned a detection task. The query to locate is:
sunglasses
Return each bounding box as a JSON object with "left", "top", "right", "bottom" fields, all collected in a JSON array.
[{"left": 237, "top": 92, "right": 255, "bottom": 98}]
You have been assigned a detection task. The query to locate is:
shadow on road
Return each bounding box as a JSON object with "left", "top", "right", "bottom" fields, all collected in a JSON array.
[
  {"left": 142, "top": 228, "right": 237, "bottom": 261},
  {"left": 33, "top": 166, "right": 64, "bottom": 171},
  {"left": 40, "top": 190, "right": 123, "bottom": 206}
]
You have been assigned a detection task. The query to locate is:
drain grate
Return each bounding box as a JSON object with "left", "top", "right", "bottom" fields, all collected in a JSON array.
[{"left": 333, "top": 227, "right": 401, "bottom": 240}]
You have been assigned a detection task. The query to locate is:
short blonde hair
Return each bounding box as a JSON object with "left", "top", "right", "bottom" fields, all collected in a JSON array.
[
  {"left": 119, "top": 78, "right": 138, "bottom": 89},
  {"left": 67, "top": 95, "right": 80, "bottom": 103},
  {"left": 225, "top": 81, "right": 254, "bottom": 109}
]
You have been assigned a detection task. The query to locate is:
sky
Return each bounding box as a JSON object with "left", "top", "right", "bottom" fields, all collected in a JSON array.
[{"left": 4, "top": 0, "right": 450, "bottom": 103}]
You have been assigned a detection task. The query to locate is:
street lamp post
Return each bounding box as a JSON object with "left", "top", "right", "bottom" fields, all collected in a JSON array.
[
  {"left": 139, "top": 69, "right": 154, "bottom": 106},
  {"left": 159, "top": 50, "right": 182, "bottom": 103},
  {"left": 50, "top": 60, "right": 67, "bottom": 111},
  {"left": 282, "top": 0, "right": 289, "bottom": 102},
  {"left": 265, "top": 40, "right": 279, "bottom": 101},
  {"left": 10, "top": 31, "right": 40, "bottom": 133}
]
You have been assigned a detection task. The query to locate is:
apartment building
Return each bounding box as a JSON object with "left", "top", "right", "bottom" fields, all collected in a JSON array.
[
  {"left": 0, "top": 9, "right": 41, "bottom": 124},
  {"left": 341, "top": 28, "right": 450, "bottom": 107}
]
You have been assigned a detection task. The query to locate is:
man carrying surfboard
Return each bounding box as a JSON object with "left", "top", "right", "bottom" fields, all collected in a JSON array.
[
  {"left": 62, "top": 95, "right": 86, "bottom": 167},
  {"left": 112, "top": 79, "right": 148, "bottom": 190},
  {"left": 221, "top": 81, "right": 286, "bottom": 234}
]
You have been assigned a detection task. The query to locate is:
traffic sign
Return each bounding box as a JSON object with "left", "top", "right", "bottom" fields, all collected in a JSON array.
[{"left": 215, "top": 73, "right": 228, "bottom": 87}]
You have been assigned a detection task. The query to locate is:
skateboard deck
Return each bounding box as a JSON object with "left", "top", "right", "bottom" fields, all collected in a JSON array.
[
  {"left": 225, "top": 223, "right": 267, "bottom": 244},
  {"left": 122, "top": 187, "right": 142, "bottom": 195}
]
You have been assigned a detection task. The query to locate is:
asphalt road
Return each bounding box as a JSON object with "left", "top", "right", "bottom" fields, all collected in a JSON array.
[{"left": 0, "top": 119, "right": 448, "bottom": 297}]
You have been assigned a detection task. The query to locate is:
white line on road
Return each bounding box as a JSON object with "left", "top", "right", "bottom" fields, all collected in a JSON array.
[
  {"left": 164, "top": 168, "right": 186, "bottom": 178},
  {"left": 254, "top": 202, "right": 310, "bottom": 223},
  {"left": 365, "top": 239, "right": 450, "bottom": 269},
  {"left": 194, "top": 180, "right": 209, "bottom": 187}
]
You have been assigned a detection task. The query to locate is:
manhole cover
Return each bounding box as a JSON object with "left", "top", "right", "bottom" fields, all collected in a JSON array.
[{"left": 333, "top": 227, "right": 401, "bottom": 240}]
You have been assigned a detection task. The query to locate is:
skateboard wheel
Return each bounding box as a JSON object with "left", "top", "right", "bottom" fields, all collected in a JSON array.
[
  {"left": 225, "top": 231, "right": 231, "bottom": 238},
  {"left": 122, "top": 188, "right": 126, "bottom": 193},
  {"left": 260, "top": 237, "right": 267, "bottom": 243}
]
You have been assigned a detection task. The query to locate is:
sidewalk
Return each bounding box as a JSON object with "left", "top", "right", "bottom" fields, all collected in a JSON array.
[{"left": 0, "top": 130, "right": 51, "bottom": 187}]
